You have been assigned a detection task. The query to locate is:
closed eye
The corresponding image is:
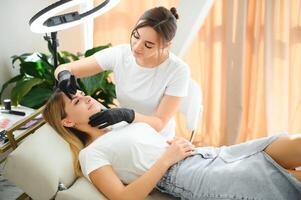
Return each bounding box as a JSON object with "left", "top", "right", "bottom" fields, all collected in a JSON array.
[
  {"left": 74, "top": 99, "right": 80, "bottom": 105},
  {"left": 133, "top": 33, "right": 139, "bottom": 39},
  {"left": 132, "top": 30, "right": 155, "bottom": 49},
  {"left": 145, "top": 43, "right": 153, "bottom": 49}
]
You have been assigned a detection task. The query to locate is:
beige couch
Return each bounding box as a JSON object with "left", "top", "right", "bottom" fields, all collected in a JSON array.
[{"left": 4, "top": 123, "right": 175, "bottom": 200}]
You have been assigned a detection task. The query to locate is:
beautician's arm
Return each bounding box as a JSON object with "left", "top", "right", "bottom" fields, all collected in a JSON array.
[
  {"left": 54, "top": 56, "right": 102, "bottom": 79},
  {"left": 55, "top": 57, "right": 183, "bottom": 133},
  {"left": 89, "top": 138, "right": 193, "bottom": 200},
  {"left": 134, "top": 95, "right": 182, "bottom": 132}
]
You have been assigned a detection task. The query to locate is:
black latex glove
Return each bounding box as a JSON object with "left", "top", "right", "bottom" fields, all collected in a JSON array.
[
  {"left": 89, "top": 108, "right": 135, "bottom": 129},
  {"left": 57, "top": 70, "right": 80, "bottom": 99}
]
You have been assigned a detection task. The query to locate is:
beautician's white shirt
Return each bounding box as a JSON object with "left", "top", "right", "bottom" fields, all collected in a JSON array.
[
  {"left": 93, "top": 44, "right": 190, "bottom": 139},
  {"left": 79, "top": 123, "right": 168, "bottom": 183}
]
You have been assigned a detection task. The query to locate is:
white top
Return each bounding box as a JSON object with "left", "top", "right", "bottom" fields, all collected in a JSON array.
[
  {"left": 93, "top": 44, "right": 190, "bottom": 139},
  {"left": 79, "top": 123, "right": 168, "bottom": 183}
]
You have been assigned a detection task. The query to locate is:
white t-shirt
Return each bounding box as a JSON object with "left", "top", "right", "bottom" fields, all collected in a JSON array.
[
  {"left": 79, "top": 123, "right": 168, "bottom": 184},
  {"left": 93, "top": 44, "right": 190, "bottom": 139}
]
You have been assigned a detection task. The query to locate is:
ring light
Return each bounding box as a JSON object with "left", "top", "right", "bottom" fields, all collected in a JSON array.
[
  {"left": 29, "top": 0, "right": 119, "bottom": 69},
  {"left": 29, "top": 0, "right": 119, "bottom": 33}
]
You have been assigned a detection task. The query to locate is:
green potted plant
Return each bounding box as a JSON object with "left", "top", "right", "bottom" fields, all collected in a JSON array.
[{"left": 0, "top": 44, "right": 116, "bottom": 109}]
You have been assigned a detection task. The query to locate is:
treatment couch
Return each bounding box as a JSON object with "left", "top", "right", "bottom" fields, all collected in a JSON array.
[{"left": 4, "top": 123, "right": 175, "bottom": 200}]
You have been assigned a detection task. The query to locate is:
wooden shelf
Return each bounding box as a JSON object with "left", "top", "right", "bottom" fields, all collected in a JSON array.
[
  {"left": 0, "top": 120, "right": 45, "bottom": 153},
  {"left": 0, "top": 106, "right": 45, "bottom": 154}
]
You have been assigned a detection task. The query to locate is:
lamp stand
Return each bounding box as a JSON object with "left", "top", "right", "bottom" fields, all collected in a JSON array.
[{"left": 43, "top": 32, "right": 59, "bottom": 69}]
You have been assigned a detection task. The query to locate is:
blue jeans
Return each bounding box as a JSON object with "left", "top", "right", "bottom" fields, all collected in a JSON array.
[{"left": 156, "top": 134, "right": 301, "bottom": 200}]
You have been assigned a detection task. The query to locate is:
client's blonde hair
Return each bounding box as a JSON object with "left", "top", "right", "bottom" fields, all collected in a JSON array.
[{"left": 43, "top": 90, "right": 88, "bottom": 177}]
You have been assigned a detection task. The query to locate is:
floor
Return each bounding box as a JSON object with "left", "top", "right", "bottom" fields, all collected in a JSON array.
[{"left": 0, "top": 162, "right": 23, "bottom": 200}]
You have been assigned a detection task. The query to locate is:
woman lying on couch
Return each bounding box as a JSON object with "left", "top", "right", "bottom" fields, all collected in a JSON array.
[{"left": 43, "top": 89, "right": 301, "bottom": 200}]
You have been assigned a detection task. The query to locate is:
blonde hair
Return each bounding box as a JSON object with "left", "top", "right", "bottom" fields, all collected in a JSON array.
[{"left": 43, "top": 90, "right": 88, "bottom": 177}]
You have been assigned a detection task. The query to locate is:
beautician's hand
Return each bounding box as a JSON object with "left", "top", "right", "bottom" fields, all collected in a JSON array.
[
  {"left": 57, "top": 70, "right": 80, "bottom": 99},
  {"left": 162, "top": 137, "right": 195, "bottom": 166},
  {"left": 89, "top": 108, "right": 135, "bottom": 129}
]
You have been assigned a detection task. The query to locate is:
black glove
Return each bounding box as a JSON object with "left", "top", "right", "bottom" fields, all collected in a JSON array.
[
  {"left": 57, "top": 70, "right": 80, "bottom": 99},
  {"left": 89, "top": 108, "right": 135, "bottom": 129}
]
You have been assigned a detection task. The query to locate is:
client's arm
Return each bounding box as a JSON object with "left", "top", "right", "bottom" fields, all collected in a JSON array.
[{"left": 89, "top": 138, "right": 194, "bottom": 200}]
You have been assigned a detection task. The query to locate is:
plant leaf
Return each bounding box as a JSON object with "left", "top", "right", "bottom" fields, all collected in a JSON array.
[
  {"left": 37, "top": 53, "right": 55, "bottom": 82},
  {"left": 0, "top": 75, "right": 23, "bottom": 101},
  {"left": 57, "top": 52, "right": 69, "bottom": 64},
  {"left": 84, "top": 44, "right": 111, "bottom": 57},
  {"left": 57, "top": 51, "right": 79, "bottom": 65},
  {"left": 82, "top": 71, "right": 116, "bottom": 107},
  {"left": 11, "top": 53, "right": 32, "bottom": 68},
  {"left": 20, "top": 87, "right": 53, "bottom": 108},
  {"left": 80, "top": 71, "right": 108, "bottom": 95},
  {"left": 11, "top": 77, "right": 45, "bottom": 105},
  {"left": 77, "top": 79, "right": 88, "bottom": 94},
  {"left": 60, "top": 51, "right": 79, "bottom": 61},
  {"left": 20, "top": 61, "right": 44, "bottom": 78}
]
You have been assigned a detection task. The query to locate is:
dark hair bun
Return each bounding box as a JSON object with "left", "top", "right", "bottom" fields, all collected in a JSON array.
[{"left": 170, "top": 7, "right": 179, "bottom": 19}]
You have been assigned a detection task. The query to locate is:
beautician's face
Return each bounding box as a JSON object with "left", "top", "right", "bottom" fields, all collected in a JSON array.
[
  {"left": 131, "top": 26, "right": 162, "bottom": 61},
  {"left": 63, "top": 91, "right": 102, "bottom": 125}
]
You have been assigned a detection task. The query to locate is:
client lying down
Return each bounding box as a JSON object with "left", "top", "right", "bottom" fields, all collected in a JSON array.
[{"left": 43, "top": 90, "right": 301, "bottom": 200}]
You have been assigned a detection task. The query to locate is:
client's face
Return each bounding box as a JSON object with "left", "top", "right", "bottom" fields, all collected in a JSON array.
[{"left": 62, "top": 90, "right": 102, "bottom": 127}]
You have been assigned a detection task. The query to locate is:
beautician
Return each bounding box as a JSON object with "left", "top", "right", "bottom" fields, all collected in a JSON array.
[{"left": 54, "top": 6, "right": 190, "bottom": 139}]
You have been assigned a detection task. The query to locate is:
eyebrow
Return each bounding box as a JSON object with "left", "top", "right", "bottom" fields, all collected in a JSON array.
[
  {"left": 70, "top": 94, "right": 80, "bottom": 101},
  {"left": 70, "top": 91, "right": 85, "bottom": 101},
  {"left": 135, "top": 30, "right": 155, "bottom": 45}
]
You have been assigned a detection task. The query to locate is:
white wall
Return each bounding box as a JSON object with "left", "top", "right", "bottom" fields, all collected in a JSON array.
[
  {"left": 0, "top": 0, "right": 84, "bottom": 99},
  {"left": 171, "top": 0, "right": 214, "bottom": 58}
]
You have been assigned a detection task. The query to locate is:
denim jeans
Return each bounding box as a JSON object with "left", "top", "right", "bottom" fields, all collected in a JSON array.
[{"left": 156, "top": 134, "right": 301, "bottom": 200}]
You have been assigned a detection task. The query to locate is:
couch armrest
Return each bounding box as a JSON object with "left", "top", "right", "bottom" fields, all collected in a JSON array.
[{"left": 4, "top": 123, "right": 76, "bottom": 200}]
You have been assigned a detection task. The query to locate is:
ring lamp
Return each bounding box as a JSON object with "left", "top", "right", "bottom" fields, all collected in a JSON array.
[
  {"left": 29, "top": 0, "right": 119, "bottom": 33},
  {"left": 29, "top": 0, "right": 119, "bottom": 70}
]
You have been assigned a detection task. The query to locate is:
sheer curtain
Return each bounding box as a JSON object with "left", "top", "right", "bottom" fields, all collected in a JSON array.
[
  {"left": 182, "top": 0, "right": 301, "bottom": 146},
  {"left": 238, "top": 0, "right": 301, "bottom": 142},
  {"left": 94, "top": 0, "right": 301, "bottom": 146}
]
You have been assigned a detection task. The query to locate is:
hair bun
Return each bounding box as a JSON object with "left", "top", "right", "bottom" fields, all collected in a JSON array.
[{"left": 170, "top": 7, "right": 179, "bottom": 19}]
